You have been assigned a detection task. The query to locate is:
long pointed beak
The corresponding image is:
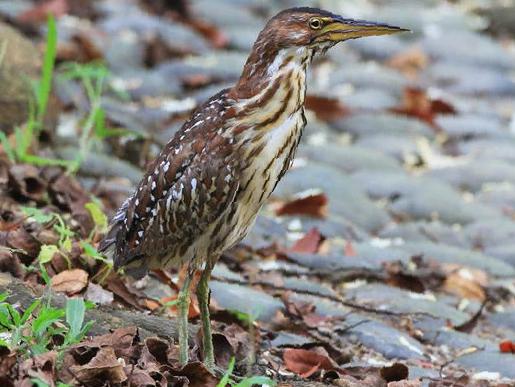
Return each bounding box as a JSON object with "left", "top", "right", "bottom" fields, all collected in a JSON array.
[{"left": 315, "top": 19, "right": 409, "bottom": 43}]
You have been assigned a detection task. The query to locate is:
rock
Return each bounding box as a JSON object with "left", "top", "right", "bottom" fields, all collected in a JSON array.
[
  {"left": 0, "top": 22, "right": 41, "bottom": 132},
  {"left": 427, "top": 61, "right": 515, "bottom": 95},
  {"left": 351, "top": 171, "right": 498, "bottom": 224},
  {"left": 428, "top": 159, "right": 515, "bottom": 192},
  {"left": 333, "top": 113, "right": 434, "bottom": 139},
  {"left": 487, "top": 309, "right": 515, "bottom": 332},
  {"left": 354, "top": 134, "right": 421, "bottom": 163},
  {"left": 342, "top": 283, "right": 470, "bottom": 325},
  {"left": 298, "top": 143, "right": 401, "bottom": 173},
  {"left": 379, "top": 221, "right": 468, "bottom": 248},
  {"left": 435, "top": 114, "right": 504, "bottom": 140},
  {"left": 401, "top": 241, "right": 515, "bottom": 277},
  {"left": 209, "top": 281, "right": 284, "bottom": 321},
  {"left": 343, "top": 314, "right": 425, "bottom": 360}
]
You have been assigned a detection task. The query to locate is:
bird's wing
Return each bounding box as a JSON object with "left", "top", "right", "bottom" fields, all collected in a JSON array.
[{"left": 99, "top": 130, "right": 241, "bottom": 278}]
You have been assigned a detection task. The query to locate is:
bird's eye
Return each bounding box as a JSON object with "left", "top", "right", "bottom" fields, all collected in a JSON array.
[{"left": 309, "top": 18, "right": 323, "bottom": 30}]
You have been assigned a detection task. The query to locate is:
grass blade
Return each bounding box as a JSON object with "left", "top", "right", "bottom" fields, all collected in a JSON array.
[{"left": 37, "top": 14, "right": 57, "bottom": 124}]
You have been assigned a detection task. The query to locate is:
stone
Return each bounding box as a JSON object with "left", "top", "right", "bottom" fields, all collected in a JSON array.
[
  {"left": 0, "top": 22, "right": 41, "bottom": 132},
  {"left": 401, "top": 241, "right": 515, "bottom": 277},
  {"left": 209, "top": 281, "right": 284, "bottom": 322},
  {"left": 333, "top": 113, "right": 434, "bottom": 139},
  {"left": 298, "top": 143, "right": 401, "bottom": 173}
]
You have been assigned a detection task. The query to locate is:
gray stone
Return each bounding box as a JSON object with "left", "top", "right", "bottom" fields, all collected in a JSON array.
[
  {"left": 351, "top": 171, "right": 498, "bottom": 224},
  {"left": 241, "top": 215, "right": 288, "bottom": 250},
  {"left": 379, "top": 221, "right": 468, "bottom": 248},
  {"left": 343, "top": 314, "right": 425, "bottom": 360},
  {"left": 487, "top": 309, "right": 515, "bottom": 332},
  {"left": 286, "top": 252, "right": 384, "bottom": 272},
  {"left": 271, "top": 332, "right": 314, "bottom": 348},
  {"left": 298, "top": 143, "right": 401, "bottom": 173},
  {"left": 427, "top": 61, "right": 515, "bottom": 95},
  {"left": 339, "top": 88, "right": 399, "bottom": 110},
  {"left": 334, "top": 113, "right": 434, "bottom": 138},
  {"left": 342, "top": 283, "right": 470, "bottom": 325},
  {"left": 422, "top": 31, "right": 514, "bottom": 69},
  {"left": 428, "top": 159, "right": 515, "bottom": 192},
  {"left": 463, "top": 219, "right": 515, "bottom": 248},
  {"left": 483, "top": 244, "right": 515, "bottom": 267},
  {"left": 355, "top": 134, "right": 421, "bottom": 162},
  {"left": 457, "top": 138, "right": 515, "bottom": 163},
  {"left": 209, "top": 281, "right": 284, "bottom": 321},
  {"left": 401, "top": 241, "right": 515, "bottom": 277},
  {"left": 435, "top": 114, "right": 504, "bottom": 139}
]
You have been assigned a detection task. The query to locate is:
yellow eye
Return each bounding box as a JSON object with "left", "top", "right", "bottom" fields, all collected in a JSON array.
[{"left": 309, "top": 18, "right": 323, "bottom": 30}]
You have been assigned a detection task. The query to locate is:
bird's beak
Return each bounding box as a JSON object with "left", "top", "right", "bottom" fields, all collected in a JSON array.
[{"left": 315, "top": 18, "right": 409, "bottom": 43}]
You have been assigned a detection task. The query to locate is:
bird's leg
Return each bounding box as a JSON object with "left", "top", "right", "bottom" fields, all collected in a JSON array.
[
  {"left": 197, "top": 262, "right": 215, "bottom": 370},
  {"left": 177, "top": 272, "right": 192, "bottom": 366}
]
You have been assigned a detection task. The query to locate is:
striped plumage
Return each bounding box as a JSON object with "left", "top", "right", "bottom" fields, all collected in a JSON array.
[{"left": 99, "top": 7, "right": 406, "bottom": 370}]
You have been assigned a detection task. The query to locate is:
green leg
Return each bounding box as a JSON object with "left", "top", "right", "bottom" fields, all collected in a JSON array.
[
  {"left": 178, "top": 274, "right": 192, "bottom": 366},
  {"left": 197, "top": 264, "right": 215, "bottom": 370}
]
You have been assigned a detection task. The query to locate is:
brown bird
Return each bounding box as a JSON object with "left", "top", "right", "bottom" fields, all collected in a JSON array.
[{"left": 99, "top": 7, "right": 407, "bottom": 371}]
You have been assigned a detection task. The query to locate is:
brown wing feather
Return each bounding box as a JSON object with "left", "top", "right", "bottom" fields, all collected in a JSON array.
[{"left": 99, "top": 90, "right": 241, "bottom": 278}]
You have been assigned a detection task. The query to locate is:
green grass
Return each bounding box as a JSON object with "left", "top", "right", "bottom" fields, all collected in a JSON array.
[
  {"left": 0, "top": 15, "right": 136, "bottom": 171},
  {"left": 217, "top": 357, "right": 276, "bottom": 387},
  {"left": 0, "top": 293, "right": 93, "bottom": 358}
]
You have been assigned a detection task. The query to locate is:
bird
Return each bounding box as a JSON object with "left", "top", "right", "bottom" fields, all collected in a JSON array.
[{"left": 99, "top": 7, "right": 407, "bottom": 372}]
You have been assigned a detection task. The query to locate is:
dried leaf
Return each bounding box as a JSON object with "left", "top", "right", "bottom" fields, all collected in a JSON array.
[
  {"left": 283, "top": 348, "right": 335, "bottom": 378},
  {"left": 69, "top": 347, "right": 127, "bottom": 385},
  {"left": 179, "top": 361, "right": 218, "bottom": 387},
  {"left": 51, "top": 268, "right": 89, "bottom": 295},
  {"left": 443, "top": 269, "right": 486, "bottom": 301},
  {"left": 18, "top": 0, "right": 69, "bottom": 23},
  {"left": 276, "top": 193, "right": 328, "bottom": 218},
  {"left": 305, "top": 95, "right": 350, "bottom": 121},
  {"left": 499, "top": 340, "right": 515, "bottom": 353},
  {"left": 387, "top": 48, "right": 428, "bottom": 79},
  {"left": 391, "top": 87, "right": 455, "bottom": 126},
  {"left": 380, "top": 362, "right": 409, "bottom": 382},
  {"left": 289, "top": 228, "right": 323, "bottom": 254}
]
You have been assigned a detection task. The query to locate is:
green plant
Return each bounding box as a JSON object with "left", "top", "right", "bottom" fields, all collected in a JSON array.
[
  {"left": 0, "top": 15, "right": 73, "bottom": 168},
  {"left": 0, "top": 294, "right": 93, "bottom": 358},
  {"left": 217, "top": 357, "right": 276, "bottom": 387},
  {"left": 22, "top": 207, "right": 74, "bottom": 279}
]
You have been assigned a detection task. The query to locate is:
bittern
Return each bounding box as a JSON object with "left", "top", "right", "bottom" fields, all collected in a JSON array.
[{"left": 99, "top": 7, "right": 407, "bottom": 371}]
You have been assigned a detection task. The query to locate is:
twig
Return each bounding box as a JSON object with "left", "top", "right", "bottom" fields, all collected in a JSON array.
[{"left": 212, "top": 275, "right": 437, "bottom": 318}]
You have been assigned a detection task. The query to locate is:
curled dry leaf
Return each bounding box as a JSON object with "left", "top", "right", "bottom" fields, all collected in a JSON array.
[
  {"left": 387, "top": 47, "right": 429, "bottom": 79},
  {"left": 305, "top": 95, "right": 350, "bottom": 121},
  {"left": 499, "top": 340, "right": 515, "bottom": 353},
  {"left": 391, "top": 87, "right": 455, "bottom": 127},
  {"left": 276, "top": 192, "right": 328, "bottom": 218},
  {"left": 380, "top": 362, "right": 409, "bottom": 382},
  {"left": 179, "top": 361, "right": 218, "bottom": 387},
  {"left": 289, "top": 228, "right": 323, "bottom": 254},
  {"left": 442, "top": 268, "right": 487, "bottom": 302},
  {"left": 69, "top": 347, "right": 127, "bottom": 385},
  {"left": 51, "top": 268, "right": 89, "bottom": 295},
  {"left": 283, "top": 348, "right": 335, "bottom": 378},
  {"left": 18, "top": 0, "right": 69, "bottom": 23}
]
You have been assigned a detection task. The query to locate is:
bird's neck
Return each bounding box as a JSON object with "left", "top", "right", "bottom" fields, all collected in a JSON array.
[{"left": 227, "top": 46, "right": 312, "bottom": 134}]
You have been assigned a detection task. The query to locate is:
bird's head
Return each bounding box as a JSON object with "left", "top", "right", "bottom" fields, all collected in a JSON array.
[
  {"left": 234, "top": 7, "right": 408, "bottom": 98},
  {"left": 262, "top": 7, "right": 408, "bottom": 50}
]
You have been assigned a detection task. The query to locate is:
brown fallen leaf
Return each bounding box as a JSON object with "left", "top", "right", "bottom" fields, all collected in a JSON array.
[
  {"left": 391, "top": 87, "right": 455, "bottom": 127},
  {"left": 276, "top": 192, "right": 328, "bottom": 218},
  {"left": 51, "top": 269, "right": 89, "bottom": 295},
  {"left": 69, "top": 347, "right": 127, "bottom": 385},
  {"left": 18, "top": 0, "right": 69, "bottom": 23},
  {"left": 380, "top": 362, "right": 409, "bottom": 382},
  {"left": 283, "top": 348, "right": 335, "bottom": 378},
  {"left": 442, "top": 267, "right": 487, "bottom": 302},
  {"left": 387, "top": 47, "right": 429, "bottom": 79},
  {"left": 179, "top": 361, "right": 218, "bottom": 387},
  {"left": 8, "top": 164, "right": 47, "bottom": 202},
  {"left": 305, "top": 95, "right": 350, "bottom": 121},
  {"left": 289, "top": 228, "right": 323, "bottom": 254}
]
